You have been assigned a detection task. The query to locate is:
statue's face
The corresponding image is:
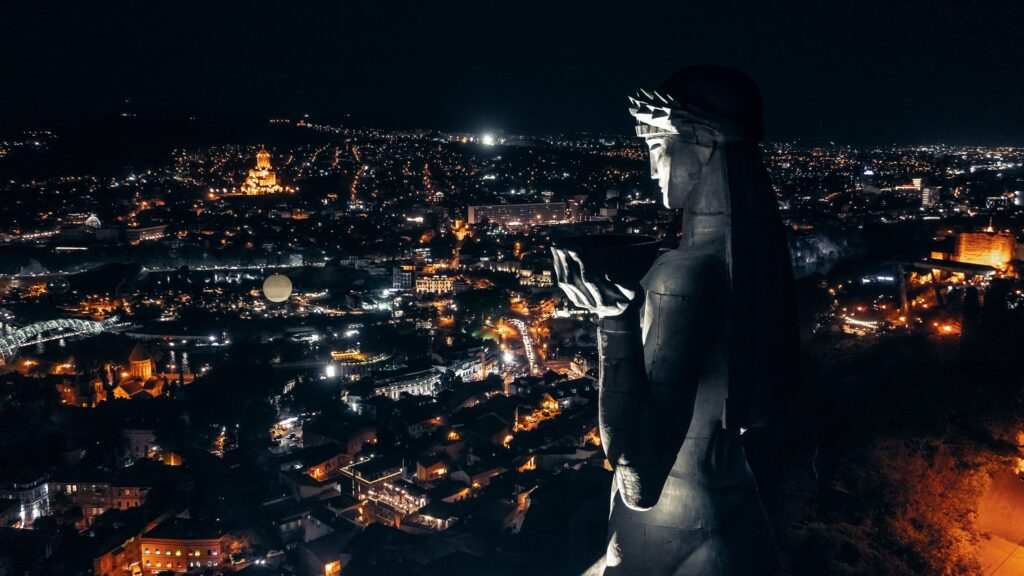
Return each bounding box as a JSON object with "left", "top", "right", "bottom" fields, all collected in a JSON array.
[{"left": 644, "top": 135, "right": 713, "bottom": 209}]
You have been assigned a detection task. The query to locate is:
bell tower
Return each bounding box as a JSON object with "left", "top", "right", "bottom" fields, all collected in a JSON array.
[{"left": 256, "top": 147, "right": 272, "bottom": 170}]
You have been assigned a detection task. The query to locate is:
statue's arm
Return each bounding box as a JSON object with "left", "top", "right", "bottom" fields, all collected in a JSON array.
[
  {"left": 598, "top": 260, "right": 725, "bottom": 511},
  {"left": 597, "top": 304, "right": 653, "bottom": 507}
]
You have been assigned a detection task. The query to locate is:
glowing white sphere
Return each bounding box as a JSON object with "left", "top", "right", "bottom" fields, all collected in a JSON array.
[{"left": 262, "top": 274, "right": 292, "bottom": 303}]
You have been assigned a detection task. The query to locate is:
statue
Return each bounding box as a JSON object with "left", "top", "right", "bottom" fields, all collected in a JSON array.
[{"left": 553, "top": 66, "right": 798, "bottom": 575}]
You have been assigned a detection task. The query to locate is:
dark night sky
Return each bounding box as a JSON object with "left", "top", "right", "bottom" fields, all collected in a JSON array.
[{"left": 2, "top": 0, "right": 1023, "bottom": 144}]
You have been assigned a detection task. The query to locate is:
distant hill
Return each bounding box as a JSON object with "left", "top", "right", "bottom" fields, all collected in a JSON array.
[{"left": 0, "top": 116, "right": 327, "bottom": 180}]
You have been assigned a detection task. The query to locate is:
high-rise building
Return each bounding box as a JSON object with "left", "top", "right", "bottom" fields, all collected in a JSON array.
[
  {"left": 392, "top": 265, "right": 415, "bottom": 290},
  {"left": 921, "top": 187, "right": 940, "bottom": 207},
  {"left": 954, "top": 229, "right": 1015, "bottom": 269},
  {"left": 467, "top": 202, "right": 567, "bottom": 227},
  {"left": 566, "top": 196, "right": 589, "bottom": 222}
]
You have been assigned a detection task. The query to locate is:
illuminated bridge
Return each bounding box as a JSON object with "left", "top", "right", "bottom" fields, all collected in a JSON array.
[{"left": 0, "top": 317, "right": 122, "bottom": 360}]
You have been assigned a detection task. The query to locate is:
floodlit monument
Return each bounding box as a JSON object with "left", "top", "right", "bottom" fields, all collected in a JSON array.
[
  {"left": 554, "top": 66, "right": 797, "bottom": 575},
  {"left": 239, "top": 147, "right": 290, "bottom": 195},
  {"left": 954, "top": 229, "right": 1015, "bottom": 269}
]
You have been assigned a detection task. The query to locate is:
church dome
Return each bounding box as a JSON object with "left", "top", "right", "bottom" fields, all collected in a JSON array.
[
  {"left": 129, "top": 342, "right": 159, "bottom": 363},
  {"left": 255, "top": 147, "right": 272, "bottom": 170}
]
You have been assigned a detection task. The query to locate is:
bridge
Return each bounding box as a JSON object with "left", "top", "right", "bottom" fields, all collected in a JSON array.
[{"left": 0, "top": 317, "right": 123, "bottom": 360}]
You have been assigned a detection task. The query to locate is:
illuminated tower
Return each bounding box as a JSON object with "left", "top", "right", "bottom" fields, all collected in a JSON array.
[
  {"left": 256, "top": 147, "right": 272, "bottom": 170},
  {"left": 238, "top": 147, "right": 287, "bottom": 195}
]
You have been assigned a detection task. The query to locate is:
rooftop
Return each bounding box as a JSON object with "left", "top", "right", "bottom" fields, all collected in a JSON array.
[{"left": 143, "top": 517, "right": 226, "bottom": 541}]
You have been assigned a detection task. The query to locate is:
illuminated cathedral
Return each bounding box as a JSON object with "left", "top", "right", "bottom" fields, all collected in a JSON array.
[{"left": 239, "top": 147, "right": 290, "bottom": 195}]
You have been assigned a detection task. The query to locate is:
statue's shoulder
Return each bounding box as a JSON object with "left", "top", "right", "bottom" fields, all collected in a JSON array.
[{"left": 641, "top": 249, "right": 727, "bottom": 297}]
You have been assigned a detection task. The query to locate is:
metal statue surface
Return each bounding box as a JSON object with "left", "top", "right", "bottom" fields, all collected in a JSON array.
[{"left": 554, "top": 66, "right": 797, "bottom": 576}]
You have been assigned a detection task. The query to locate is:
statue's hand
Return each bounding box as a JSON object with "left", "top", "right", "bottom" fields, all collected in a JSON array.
[
  {"left": 615, "top": 464, "right": 664, "bottom": 511},
  {"left": 552, "top": 247, "right": 638, "bottom": 318}
]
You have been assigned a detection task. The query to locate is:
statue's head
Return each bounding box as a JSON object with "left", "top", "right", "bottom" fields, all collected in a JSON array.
[{"left": 629, "top": 66, "right": 764, "bottom": 208}]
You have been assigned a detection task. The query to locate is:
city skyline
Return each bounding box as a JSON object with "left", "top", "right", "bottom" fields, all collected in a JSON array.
[{"left": 4, "top": 5, "right": 1024, "bottom": 576}]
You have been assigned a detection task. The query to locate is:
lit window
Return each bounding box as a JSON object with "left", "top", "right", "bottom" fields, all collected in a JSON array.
[
  {"left": 154, "top": 549, "right": 160, "bottom": 555},
  {"left": 165, "top": 549, "right": 171, "bottom": 555},
  {"left": 145, "top": 548, "right": 150, "bottom": 554},
  {"left": 176, "top": 550, "right": 182, "bottom": 556}
]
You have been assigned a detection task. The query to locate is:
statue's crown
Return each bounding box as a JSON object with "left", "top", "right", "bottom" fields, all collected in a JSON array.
[
  {"left": 628, "top": 77, "right": 762, "bottom": 142},
  {"left": 628, "top": 89, "right": 699, "bottom": 137}
]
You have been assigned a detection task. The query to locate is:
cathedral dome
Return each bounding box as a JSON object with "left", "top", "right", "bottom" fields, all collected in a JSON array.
[{"left": 256, "top": 148, "right": 272, "bottom": 170}]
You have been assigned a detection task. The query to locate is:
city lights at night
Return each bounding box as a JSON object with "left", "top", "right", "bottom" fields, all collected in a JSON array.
[{"left": 2, "top": 2, "right": 1024, "bottom": 576}]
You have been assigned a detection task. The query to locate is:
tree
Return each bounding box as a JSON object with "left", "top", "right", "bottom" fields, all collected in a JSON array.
[
  {"left": 455, "top": 288, "right": 509, "bottom": 333},
  {"left": 437, "top": 370, "right": 463, "bottom": 393}
]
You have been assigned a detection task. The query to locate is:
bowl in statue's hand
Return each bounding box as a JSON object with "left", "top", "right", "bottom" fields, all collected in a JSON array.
[{"left": 552, "top": 234, "right": 660, "bottom": 287}]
